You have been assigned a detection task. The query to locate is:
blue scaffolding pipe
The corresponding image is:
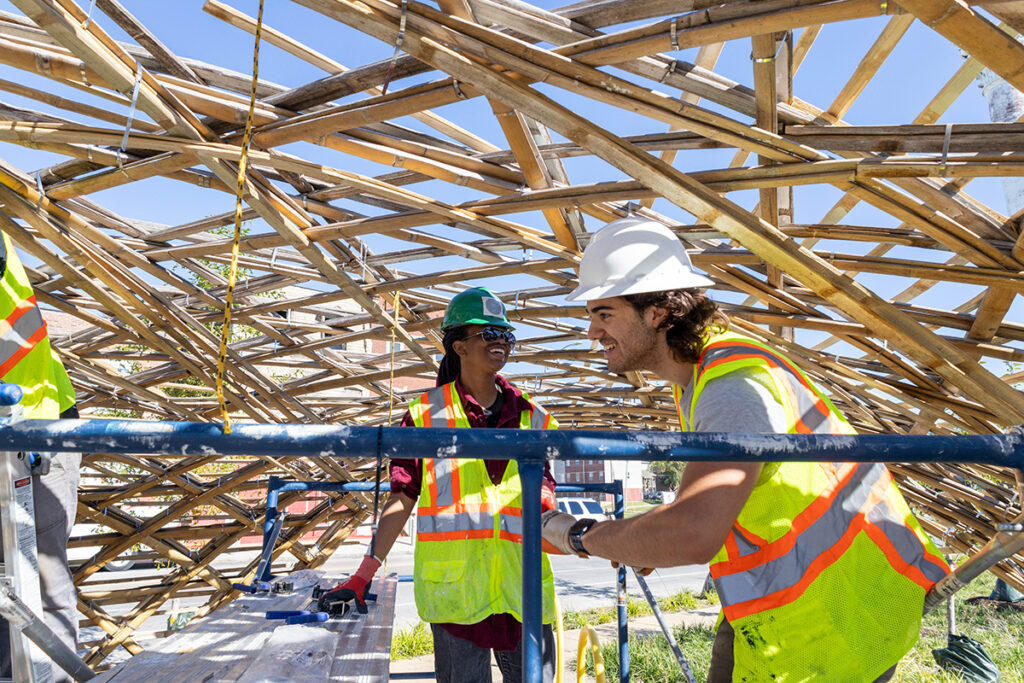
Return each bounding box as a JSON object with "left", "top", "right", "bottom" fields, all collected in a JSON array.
[
  {"left": 1, "top": 419, "right": 1022, "bottom": 466},
  {"left": 1, "top": 418, "right": 1022, "bottom": 683}
]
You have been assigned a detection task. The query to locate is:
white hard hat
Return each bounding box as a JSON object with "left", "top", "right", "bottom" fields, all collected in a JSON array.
[{"left": 566, "top": 217, "right": 714, "bottom": 301}]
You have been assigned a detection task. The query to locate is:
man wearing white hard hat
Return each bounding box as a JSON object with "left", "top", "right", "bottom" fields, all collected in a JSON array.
[{"left": 541, "top": 217, "right": 948, "bottom": 682}]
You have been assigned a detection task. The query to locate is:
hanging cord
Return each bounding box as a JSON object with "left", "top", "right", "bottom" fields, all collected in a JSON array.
[
  {"left": 368, "top": 291, "right": 402, "bottom": 559},
  {"left": 380, "top": 0, "right": 408, "bottom": 96},
  {"left": 216, "top": 0, "right": 264, "bottom": 434},
  {"left": 387, "top": 291, "right": 400, "bottom": 424}
]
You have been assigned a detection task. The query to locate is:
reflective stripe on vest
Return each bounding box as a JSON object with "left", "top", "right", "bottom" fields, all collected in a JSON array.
[
  {"left": 412, "top": 382, "right": 555, "bottom": 543},
  {"left": 0, "top": 295, "right": 47, "bottom": 378},
  {"left": 417, "top": 509, "right": 524, "bottom": 542},
  {"left": 713, "top": 462, "right": 949, "bottom": 621},
  {"left": 698, "top": 339, "right": 833, "bottom": 434},
  {"left": 521, "top": 391, "right": 553, "bottom": 430}
]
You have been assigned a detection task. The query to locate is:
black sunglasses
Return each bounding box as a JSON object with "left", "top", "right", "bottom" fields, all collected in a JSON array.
[{"left": 466, "top": 327, "right": 516, "bottom": 348}]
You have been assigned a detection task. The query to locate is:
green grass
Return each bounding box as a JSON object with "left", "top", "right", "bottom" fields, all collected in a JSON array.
[
  {"left": 892, "top": 573, "right": 1024, "bottom": 682},
  {"left": 579, "top": 573, "right": 1024, "bottom": 683},
  {"left": 391, "top": 621, "right": 433, "bottom": 660},
  {"left": 625, "top": 502, "right": 660, "bottom": 517},
  {"left": 581, "top": 625, "right": 716, "bottom": 683},
  {"left": 562, "top": 588, "right": 717, "bottom": 631}
]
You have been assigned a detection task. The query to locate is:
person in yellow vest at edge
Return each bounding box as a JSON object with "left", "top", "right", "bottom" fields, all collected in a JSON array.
[
  {"left": 540, "top": 217, "right": 950, "bottom": 682},
  {"left": 0, "top": 231, "right": 80, "bottom": 683},
  {"left": 317, "top": 287, "right": 560, "bottom": 682}
]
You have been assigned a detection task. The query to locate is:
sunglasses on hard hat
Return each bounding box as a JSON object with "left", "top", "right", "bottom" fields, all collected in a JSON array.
[{"left": 466, "top": 327, "right": 516, "bottom": 349}]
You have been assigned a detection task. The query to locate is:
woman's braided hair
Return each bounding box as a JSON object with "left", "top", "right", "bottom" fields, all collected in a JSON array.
[
  {"left": 436, "top": 325, "right": 469, "bottom": 386},
  {"left": 622, "top": 289, "right": 729, "bottom": 364}
]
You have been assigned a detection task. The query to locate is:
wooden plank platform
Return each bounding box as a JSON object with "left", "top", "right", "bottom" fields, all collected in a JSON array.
[{"left": 93, "top": 570, "right": 398, "bottom": 683}]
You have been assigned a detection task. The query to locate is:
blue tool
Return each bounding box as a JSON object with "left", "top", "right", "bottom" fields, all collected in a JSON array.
[
  {"left": 0, "top": 382, "right": 23, "bottom": 405},
  {"left": 265, "top": 610, "right": 309, "bottom": 620},
  {"left": 286, "top": 612, "right": 328, "bottom": 625},
  {"left": 232, "top": 580, "right": 271, "bottom": 594},
  {"left": 232, "top": 512, "right": 287, "bottom": 594}
]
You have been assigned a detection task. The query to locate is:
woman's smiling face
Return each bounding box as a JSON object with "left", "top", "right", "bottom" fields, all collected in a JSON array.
[{"left": 454, "top": 324, "right": 513, "bottom": 374}]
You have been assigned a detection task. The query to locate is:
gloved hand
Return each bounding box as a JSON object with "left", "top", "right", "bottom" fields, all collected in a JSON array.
[
  {"left": 541, "top": 486, "right": 557, "bottom": 513},
  {"left": 317, "top": 554, "right": 381, "bottom": 615},
  {"left": 541, "top": 509, "right": 585, "bottom": 556}
]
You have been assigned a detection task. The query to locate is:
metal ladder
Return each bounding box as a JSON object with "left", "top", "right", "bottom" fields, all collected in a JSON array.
[{"left": 0, "top": 384, "right": 92, "bottom": 682}]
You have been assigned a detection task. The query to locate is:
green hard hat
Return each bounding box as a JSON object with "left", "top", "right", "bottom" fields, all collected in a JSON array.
[{"left": 441, "top": 287, "right": 513, "bottom": 331}]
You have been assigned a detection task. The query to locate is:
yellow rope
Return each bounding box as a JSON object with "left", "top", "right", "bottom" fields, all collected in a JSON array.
[
  {"left": 387, "top": 291, "right": 400, "bottom": 424},
  {"left": 216, "top": 0, "right": 264, "bottom": 433}
]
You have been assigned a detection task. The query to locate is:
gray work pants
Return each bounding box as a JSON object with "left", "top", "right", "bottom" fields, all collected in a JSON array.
[
  {"left": 0, "top": 452, "right": 82, "bottom": 683},
  {"left": 430, "top": 623, "right": 555, "bottom": 683}
]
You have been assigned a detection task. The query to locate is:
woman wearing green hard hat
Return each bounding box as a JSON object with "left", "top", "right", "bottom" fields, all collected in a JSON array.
[{"left": 318, "top": 287, "right": 560, "bottom": 682}]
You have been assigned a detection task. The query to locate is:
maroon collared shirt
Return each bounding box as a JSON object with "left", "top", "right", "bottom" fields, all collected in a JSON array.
[{"left": 390, "top": 374, "right": 556, "bottom": 650}]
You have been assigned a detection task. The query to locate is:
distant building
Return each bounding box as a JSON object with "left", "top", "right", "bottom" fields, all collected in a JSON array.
[{"left": 551, "top": 457, "right": 645, "bottom": 503}]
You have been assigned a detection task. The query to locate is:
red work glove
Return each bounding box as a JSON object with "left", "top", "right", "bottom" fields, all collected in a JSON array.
[
  {"left": 541, "top": 486, "right": 556, "bottom": 513},
  {"left": 318, "top": 554, "right": 381, "bottom": 615}
]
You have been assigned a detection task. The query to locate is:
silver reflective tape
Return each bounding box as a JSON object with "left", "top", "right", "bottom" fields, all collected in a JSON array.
[
  {"left": 529, "top": 404, "right": 548, "bottom": 430},
  {"left": 715, "top": 463, "right": 886, "bottom": 606},
  {"left": 700, "top": 344, "right": 833, "bottom": 434},
  {"left": 0, "top": 304, "right": 43, "bottom": 369},
  {"left": 433, "top": 459, "right": 454, "bottom": 508},
  {"left": 866, "top": 499, "right": 948, "bottom": 583},
  {"left": 426, "top": 385, "right": 448, "bottom": 427},
  {"left": 499, "top": 513, "right": 522, "bottom": 537},
  {"left": 418, "top": 511, "right": 492, "bottom": 534}
]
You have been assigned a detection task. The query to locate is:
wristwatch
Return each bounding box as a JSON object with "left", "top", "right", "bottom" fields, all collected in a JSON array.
[{"left": 568, "top": 518, "right": 596, "bottom": 555}]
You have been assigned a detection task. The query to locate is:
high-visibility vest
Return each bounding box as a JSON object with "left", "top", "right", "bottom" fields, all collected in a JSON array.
[
  {"left": 0, "top": 233, "right": 75, "bottom": 419},
  {"left": 409, "top": 381, "right": 558, "bottom": 625},
  {"left": 673, "top": 332, "right": 949, "bottom": 681}
]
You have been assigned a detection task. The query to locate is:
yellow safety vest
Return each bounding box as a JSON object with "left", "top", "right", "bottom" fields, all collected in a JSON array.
[
  {"left": 0, "top": 233, "right": 75, "bottom": 419},
  {"left": 673, "top": 332, "right": 948, "bottom": 682},
  {"left": 409, "top": 381, "right": 558, "bottom": 625}
]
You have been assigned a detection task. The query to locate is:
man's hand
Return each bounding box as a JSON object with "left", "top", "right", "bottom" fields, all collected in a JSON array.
[
  {"left": 317, "top": 554, "right": 381, "bottom": 614},
  {"left": 541, "top": 509, "right": 587, "bottom": 556},
  {"left": 611, "top": 560, "right": 654, "bottom": 576}
]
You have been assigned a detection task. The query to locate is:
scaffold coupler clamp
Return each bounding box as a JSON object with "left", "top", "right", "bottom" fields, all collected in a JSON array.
[{"left": 0, "top": 576, "right": 34, "bottom": 631}]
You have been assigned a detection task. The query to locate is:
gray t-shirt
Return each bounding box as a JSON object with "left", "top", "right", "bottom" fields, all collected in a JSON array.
[{"left": 676, "top": 366, "right": 788, "bottom": 434}]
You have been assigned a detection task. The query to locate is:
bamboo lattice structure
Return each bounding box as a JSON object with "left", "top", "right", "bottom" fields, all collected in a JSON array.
[{"left": 0, "top": 0, "right": 1023, "bottom": 667}]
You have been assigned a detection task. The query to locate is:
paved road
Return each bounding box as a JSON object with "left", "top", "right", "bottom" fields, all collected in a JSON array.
[{"left": 323, "top": 538, "right": 709, "bottom": 630}]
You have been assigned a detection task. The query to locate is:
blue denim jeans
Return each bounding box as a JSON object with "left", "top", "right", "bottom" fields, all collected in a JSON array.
[{"left": 430, "top": 623, "right": 555, "bottom": 683}]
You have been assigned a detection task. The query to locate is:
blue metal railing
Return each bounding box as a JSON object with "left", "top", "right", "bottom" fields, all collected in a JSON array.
[{"left": 0, "top": 418, "right": 1022, "bottom": 682}]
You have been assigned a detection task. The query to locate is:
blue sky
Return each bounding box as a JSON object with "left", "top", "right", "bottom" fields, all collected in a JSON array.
[{"left": 0, "top": 1, "right": 1019, "bottom": 375}]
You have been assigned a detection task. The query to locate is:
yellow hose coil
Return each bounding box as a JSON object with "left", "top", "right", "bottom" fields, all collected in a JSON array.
[{"left": 576, "top": 624, "right": 606, "bottom": 683}]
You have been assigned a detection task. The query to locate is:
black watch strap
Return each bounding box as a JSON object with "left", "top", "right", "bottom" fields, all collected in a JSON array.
[{"left": 568, "top": 518, "right": 596, "bottom": 555}]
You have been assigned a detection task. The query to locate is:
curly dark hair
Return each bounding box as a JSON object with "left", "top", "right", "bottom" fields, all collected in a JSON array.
[{"left": 622, "top": 289, "right": 729, "bottom": 364}]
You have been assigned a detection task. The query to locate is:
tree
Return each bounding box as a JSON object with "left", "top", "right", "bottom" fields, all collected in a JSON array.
[{"left": 650, "top": 461, "right": 685, "bottom": 489}]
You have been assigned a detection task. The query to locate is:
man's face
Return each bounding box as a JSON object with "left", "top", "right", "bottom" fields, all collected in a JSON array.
[{"left": 585, "top": 297, "right": 660, "bottom": 374}]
